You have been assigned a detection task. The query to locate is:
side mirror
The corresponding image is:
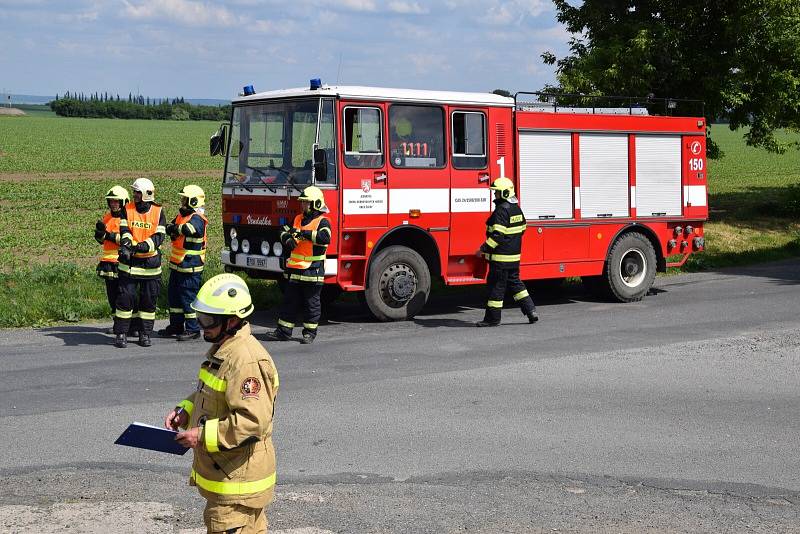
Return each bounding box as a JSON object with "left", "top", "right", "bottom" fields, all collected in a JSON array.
[
  {"left": 210, "top": 123, "right": 228, "bottom": 157},
  {"left": 312, "top": 144, "right": 327, "bottom": 182}
]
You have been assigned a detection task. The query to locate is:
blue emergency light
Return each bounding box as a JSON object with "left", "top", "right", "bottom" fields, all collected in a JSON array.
[
  {"left": 232, "top": 214, "right": 242, "bottom": 224},
  {"left": 243, "top": 84, "right": 255, "bottom": 96},
  {"left": 310, "top": 78, "right": 322, "bottom": 90}
]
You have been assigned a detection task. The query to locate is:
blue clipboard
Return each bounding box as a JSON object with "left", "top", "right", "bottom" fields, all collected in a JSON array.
[{"left": 115, "top": 422, "right": 190, "bottom": 455}]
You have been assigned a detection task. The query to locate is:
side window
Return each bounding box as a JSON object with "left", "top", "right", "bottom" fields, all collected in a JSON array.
[
  {"left": 452, "top": 111, "right": 487, "bottom": 169},
  {"left": 389, "top": 105, "right": 445, "bottom": 168},
  {"left": 344, "top": 106, "right": 383, "bottom": 169},
  {"left": 316, "top": 99, "right": 337, "bottom": 184}
]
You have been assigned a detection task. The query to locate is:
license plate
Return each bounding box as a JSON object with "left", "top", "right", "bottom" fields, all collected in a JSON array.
[{"left": 246, "top": 256, "right": 266, "bottom": 267}]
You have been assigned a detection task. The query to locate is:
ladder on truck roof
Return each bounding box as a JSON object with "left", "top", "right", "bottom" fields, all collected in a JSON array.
[{"left": 515, "top": 92, "right": 704, "bottom": 118}]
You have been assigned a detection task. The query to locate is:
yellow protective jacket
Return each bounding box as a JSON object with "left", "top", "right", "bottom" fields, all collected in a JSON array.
[{"left": 177, "top": 323, "right": 279, "bottom": 507}]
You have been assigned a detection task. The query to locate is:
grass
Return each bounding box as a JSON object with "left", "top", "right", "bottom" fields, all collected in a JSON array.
[
  {"left": 0, "top": 115, "right": 225, "bottom": 173},
  {"left": 680, "top": 126, "right": 800, "bottom": 271},
  {"left": 0, "top": 115, "right": 798, "bottom": 326}
]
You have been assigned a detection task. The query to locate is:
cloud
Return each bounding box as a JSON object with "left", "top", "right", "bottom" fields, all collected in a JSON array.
[
  {"left": 387, "top": 2, "right": 428, "bottom": 14},
  {"left": 337, "top": 0, "right": 377, "bottom": 12},
  {"left": 122, "top": 0, "right": 238, "bottom": 27}
]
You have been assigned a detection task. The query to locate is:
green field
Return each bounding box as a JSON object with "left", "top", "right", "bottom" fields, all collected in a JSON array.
[{"left": 0, "top": 114, "right": 798, "bottom": 326}]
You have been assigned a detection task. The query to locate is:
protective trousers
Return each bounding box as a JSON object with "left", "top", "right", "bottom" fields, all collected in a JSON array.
[
  {"left": 483, "top": 265, "right": 536, "bottom": 324},
  {"left": 114, "top": 274, "right": 161, "bottom": 335},
  {"left": 168, "top": 271, "right": 202, "bottom": 333},
  {"left": 203, "top": 501, "right": 267, "bottom": 534},
  {"left": 104, "top": 278, "right": 119, "bottom": 315},
  {"left": 276, "top": 280, "right": 322, "bottom": 339}
]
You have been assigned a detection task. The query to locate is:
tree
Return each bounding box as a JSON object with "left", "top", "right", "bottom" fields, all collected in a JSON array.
[
  {"left": 492, "top": 89, "right": 512, "bottom": 97},
  {"left": 543, "top": 0, "right": 800, "bottom": 156}
]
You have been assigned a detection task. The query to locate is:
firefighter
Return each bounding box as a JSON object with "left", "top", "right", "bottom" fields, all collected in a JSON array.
[
  {"left": 266, "top": 186, "right": 331, "bottom": 344},
  {"left": 94, "top": 185, "right": 129, "bottom": 328},
  {"left": 158, "top": 185, "right": 208, "bottom": 341},
  {"left": 164, "top": 273, "right": 279, "bottom": 534},
  {"left": 113, "top": 178, "right": 167, "bottom": 348},
  {"left": 476, "top": 177, "right": 538, "bottom": 327}
]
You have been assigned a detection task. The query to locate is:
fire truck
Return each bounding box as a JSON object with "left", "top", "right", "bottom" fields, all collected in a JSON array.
[{"left": 211, "top": 79, "right": 707, "bottom": 321}]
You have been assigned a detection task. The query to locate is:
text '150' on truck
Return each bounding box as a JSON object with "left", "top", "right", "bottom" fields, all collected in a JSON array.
[{"left": 210, "top": 79, "right": 707, "bottom": 322}]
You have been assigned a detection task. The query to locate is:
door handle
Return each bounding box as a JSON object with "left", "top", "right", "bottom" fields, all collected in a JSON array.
[
  {"left": 374, "top": 172, "right": 387, "bottom": 183},
  {"left": 478, "top": 173, "right": 490, "bottom": 184}
]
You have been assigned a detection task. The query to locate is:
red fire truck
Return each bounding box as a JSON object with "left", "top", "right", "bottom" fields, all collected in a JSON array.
[{"left": 211, "top": 80, "right": 707, "bottom": 321}]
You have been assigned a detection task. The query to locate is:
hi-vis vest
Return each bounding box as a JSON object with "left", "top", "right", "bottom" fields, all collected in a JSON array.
[
  {"left": 169, "top": 211, "right": 208, "bottom": 272},
  {"left": 178, "top": 324, "right": 279, "bottom": 508},
  {"left": 100, "top": 212, "right": 121, "bottom": 263},
  {"left": 125, "top": 202, "right": 162, "bottom": 259},
  {"left": 286, "top": 214, "right": 327, "bottom": 270}
]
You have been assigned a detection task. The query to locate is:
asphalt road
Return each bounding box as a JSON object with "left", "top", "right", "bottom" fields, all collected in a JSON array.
[{"left": 1, "top": 259, "right": 800, "bottom": 533}]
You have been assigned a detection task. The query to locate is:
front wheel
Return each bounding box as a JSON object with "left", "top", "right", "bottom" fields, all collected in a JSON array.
[
  {"left": 602, "top": 232, "right": 657, "bottom": 302},
  {"left": 364, "top": 246, "right": 431, "bottom": 321}
]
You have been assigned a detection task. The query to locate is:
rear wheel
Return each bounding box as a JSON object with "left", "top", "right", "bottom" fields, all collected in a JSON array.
[
  {"left": 602, "top": 232, "right": 657, "bottom": 302},
  {"left": 364, "top": 246, "right": 431, "bottom": 321}
]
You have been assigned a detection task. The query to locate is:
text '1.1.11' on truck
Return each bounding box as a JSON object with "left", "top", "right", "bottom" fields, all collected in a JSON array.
[{"left": 210, "top": 79, "right": 707, "bottom": 321}]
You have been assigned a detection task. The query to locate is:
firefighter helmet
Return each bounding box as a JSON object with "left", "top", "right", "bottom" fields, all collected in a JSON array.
[
  {"left": 489, "top": 177, "right": 515, "bottom": 200},
  {"left": 298, "top": 186, "right": 328, "bottom": 212},
  {"left": 179, "top": 184, "right": 205, "bottom": 208},
  {"left": 105, "top": 185, "right": 130, "bottom": 205},
  {"left": 191, "top": 273, "right": 254, "bottom": 319},
  {"left": 131, "top": 178, "right": 155, "bottom": 202},
  {"left": 394, "top": 117, "right": 412, "bottom": 137}
]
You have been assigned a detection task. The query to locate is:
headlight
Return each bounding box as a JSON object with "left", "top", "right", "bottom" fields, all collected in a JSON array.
[
  {"left": 230, "top": 238, "right": 239, "bottom": 252},
  {"left": 229, "top": 227, "right": 237, "bottom": 240},
  {"left": 241, "top": 239, "right": 251, "bottom": 254},
  {"left": 272, "top": 241, "right": 283, "bottom": 257},
  {"left": 260, "top": 241, "right": 270, "bottom": 256}
]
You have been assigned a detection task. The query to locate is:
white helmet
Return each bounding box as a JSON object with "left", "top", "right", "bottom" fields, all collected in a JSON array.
[{"left": 132, "top": 178, "right": 155, "bottom": 202}]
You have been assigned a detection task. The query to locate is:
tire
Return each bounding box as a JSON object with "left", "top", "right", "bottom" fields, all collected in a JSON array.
[
  {"left": 602, "top": 232, "right": 657, "bottom": 302},
  {"left": 364, "top": 245, "right": 431, "bottom": 321}
]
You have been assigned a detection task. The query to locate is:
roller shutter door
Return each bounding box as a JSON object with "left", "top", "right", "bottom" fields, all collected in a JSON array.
[
  {"left": 518, "top": 131, "right": 573, "bottom": 220},
  {"left": 635, "top": 135, "right": 682, "bottom": 217},
  {"left": 579, "top": 133, "right": 629, "bottom": 218}
]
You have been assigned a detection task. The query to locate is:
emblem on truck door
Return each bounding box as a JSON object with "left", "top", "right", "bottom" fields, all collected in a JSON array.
[{"left": 361, "top": 179, "right": 371, "bottom": 193}]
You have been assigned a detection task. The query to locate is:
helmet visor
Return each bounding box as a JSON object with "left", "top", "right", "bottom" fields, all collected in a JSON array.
[{"left": 197, "top": 312, "right": 224, "bottom": 329}]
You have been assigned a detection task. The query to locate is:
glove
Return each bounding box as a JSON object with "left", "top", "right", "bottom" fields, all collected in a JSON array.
[
  {"left": 94, "top": 229, "right": 105, "bottom": 242},
  {"left": 284, "top": 237, "right": 297, "bottom": 253},
  {"left": 118, "top": 245, "right": 132, "bottom": 262},
  {"left": 300, "top": 230, "right": 313, "bottom": 240},
  {"left": 291, "top": 228, "right": 302, "bottom": 241},
  {"left": 95, "top": 220, "right": 106, "bottom": 232},
  {"left": 165, "top": 223, "right": 179, "bottom": 238},
  {"left": 135, "top": 241, "right": 150, "bottom": 253}
]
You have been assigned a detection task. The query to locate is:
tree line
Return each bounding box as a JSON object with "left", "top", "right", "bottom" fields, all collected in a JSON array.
[{"left": 49, "top": 92, "right": 230, "bottom": 121}]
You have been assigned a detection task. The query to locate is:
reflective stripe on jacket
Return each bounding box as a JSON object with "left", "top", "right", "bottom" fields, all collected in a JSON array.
[
  {"left": 169, "top": 211, "right": 208, "bottom": 272},
  {"left": 180, "top": 324, "right": 280, "bottom": 508},
  {"left": 118, "top": 201, "right": 165, "bottom": 278},
  {"left": 481, "top": 200, "right": 526, "bottom": 268},
  {"left": 286, "top": 214, "right": 328, "bottom": 271}
]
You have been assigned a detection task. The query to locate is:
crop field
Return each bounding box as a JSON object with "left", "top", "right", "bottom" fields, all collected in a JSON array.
[{"left": 0, "top": 113, "right": 798, "bottom": 326}]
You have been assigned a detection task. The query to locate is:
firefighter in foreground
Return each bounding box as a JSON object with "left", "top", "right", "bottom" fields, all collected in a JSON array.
[
  {"left": 114, "top": 178, "right": 167, "bottom": 348},
  {"left": 94, "top": 186, "right": 129, "bottom": 330},
  {"left": 159, "top": 185, "right": 208, "bottom": 341},
  {"left": 266, "top": 186, "right": 331, "bottom": 344},
  {"left": 165, "top": 273, "right": 279, "bottom": 534},
  {"left": 476, "top": 177, "right": 538, "bottom": 327}
]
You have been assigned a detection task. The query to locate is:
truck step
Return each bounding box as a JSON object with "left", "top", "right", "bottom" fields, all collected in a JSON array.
[{"left": 445, "top": 276, "right": 486, "bottom": 285}]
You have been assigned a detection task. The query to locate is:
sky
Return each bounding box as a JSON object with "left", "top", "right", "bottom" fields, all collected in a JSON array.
[{"left": 0, "top": 0, "right": 573, "bottom": 100}]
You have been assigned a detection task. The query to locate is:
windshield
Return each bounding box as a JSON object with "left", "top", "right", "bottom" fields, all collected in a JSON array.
[{"left": 225, "top": 98, "right": 337, "bottom": 186}]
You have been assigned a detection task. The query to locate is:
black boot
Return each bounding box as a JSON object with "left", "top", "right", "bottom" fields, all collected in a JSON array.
[
  {"left": 476, "top": 320, "right": 500, "bottom": 327},
  {"left": 139, "top": 333, "right": 152, "bottom": 347},
  {"left": 158, "top": 325, "right": 184, "bottom": 338},
  {"left": 300, "top": 332, "right": 316, "bottom": 344},
  {"left": 177, "top": 331, "right": 201, "bottom": 341},
  {"left": 527, "top": 311, "right": 539, "bottom": 324},
  {"left": 265, "top": 328, "right": 291, "bottom": 341},
  {"left": 114, "top": 333, "right": 127, "bottom": 348}
]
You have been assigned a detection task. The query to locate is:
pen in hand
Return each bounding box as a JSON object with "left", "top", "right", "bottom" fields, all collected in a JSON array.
[{"left": 170, "top": 407, "right": 185, "bottom": 431}]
